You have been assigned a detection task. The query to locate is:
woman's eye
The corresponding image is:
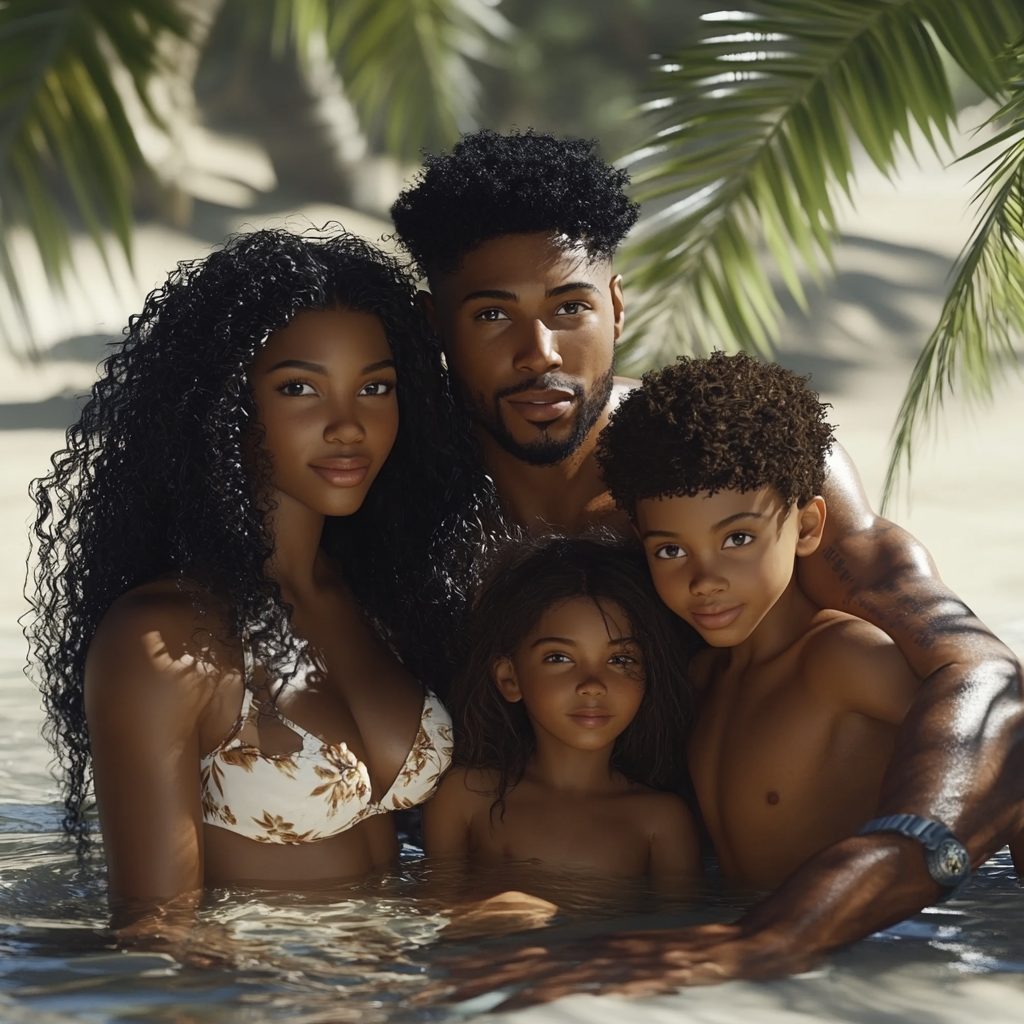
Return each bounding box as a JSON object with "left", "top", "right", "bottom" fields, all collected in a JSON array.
[
  {"left": 476, "top": 308, "right": 510, "bottom": 322},
  {"left": 724, "top": 532, "right": 755, "bottom": 549},
  {"left": 278, "top": 380, "right": 316, "bottom": 397},
  {"left": 359, "top": 380, "right": 394, "bottom": 397},
  {"left": 654, "top": 544, "right": 686, "bottom": 560},
  {"left": 555, "top": 300, "right": 590, "bottom": 315}
]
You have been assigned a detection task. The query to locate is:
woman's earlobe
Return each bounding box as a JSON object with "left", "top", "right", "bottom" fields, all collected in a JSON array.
[{"left": 493, "top": 658, "right": 522, "bottom": 703}]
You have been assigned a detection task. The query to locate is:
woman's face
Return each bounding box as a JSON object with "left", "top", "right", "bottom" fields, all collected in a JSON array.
[{"left": 249, "top": 307, "right": 399, "bottom": 518}]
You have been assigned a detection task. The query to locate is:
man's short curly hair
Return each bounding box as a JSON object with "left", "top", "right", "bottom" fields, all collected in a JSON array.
[
  {"left": 390, "top": 128, "right": 640, "bottom": 279},
  {"left": 597, "top": 352, "right": 836, "bottom": 513}
]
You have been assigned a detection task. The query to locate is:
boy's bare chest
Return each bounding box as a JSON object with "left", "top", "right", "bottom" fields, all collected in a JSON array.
[
  {"left": 469, "top": 793, "right": 650, "bottom": 876},
  {"left": 688, "top": 665, "right": 892, "bottom": 885}
]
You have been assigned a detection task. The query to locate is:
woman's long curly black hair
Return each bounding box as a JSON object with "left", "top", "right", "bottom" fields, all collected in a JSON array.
[
  {"left": 446, "top": 536, "right": 702, "bottom": 812},
  {"left": 25, "top": 226, "right": 502, "bottom": 846}
]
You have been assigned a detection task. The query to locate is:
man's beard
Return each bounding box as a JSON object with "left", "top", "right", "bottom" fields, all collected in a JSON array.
[{"left": 468, "top": 367, "right": 615, "bottom": 467}]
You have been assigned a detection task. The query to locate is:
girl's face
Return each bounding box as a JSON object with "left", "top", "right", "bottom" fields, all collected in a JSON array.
[
  {"left": 494, "top": 597, "right": 645, "bottom": 752},
  {"left": 249, "top": 307, "right": 399, "bottom": 518}
]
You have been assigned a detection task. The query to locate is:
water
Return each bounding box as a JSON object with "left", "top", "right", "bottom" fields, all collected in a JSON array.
[{"left": 3, "top": 620, "right": 1024, "bottom": 1024}]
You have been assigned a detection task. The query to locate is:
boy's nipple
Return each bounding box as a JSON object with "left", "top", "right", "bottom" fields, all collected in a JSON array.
[{"left": 766, "top": 791, "right": 780, "bottom": 805}]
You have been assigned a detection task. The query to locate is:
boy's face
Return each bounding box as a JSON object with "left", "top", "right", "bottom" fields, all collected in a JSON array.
[
  {"left": 635, "top": 487, "right": 826, "bottom": 647},
  {"left": 421, "top": 232, "right": 624, "bottom": 466}
]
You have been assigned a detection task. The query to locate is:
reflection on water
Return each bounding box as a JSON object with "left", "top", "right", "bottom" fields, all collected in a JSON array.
[{"left": 3, "top": 624, "right": 1024, "bottom": 1022}]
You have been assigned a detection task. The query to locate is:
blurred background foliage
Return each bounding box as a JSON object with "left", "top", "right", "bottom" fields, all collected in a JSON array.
[{"left": 2, "top": 0, "right": 1024, "bottom": 495}]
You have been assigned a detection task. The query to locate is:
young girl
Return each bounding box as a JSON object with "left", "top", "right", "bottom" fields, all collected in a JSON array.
[{"left": 424, "top": 536, "right": 703, "bottom": 880}]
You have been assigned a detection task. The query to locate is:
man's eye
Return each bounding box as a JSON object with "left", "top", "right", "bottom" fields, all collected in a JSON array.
[
  {"left": 555, "top": 300, "right": 590, "bottom": 315},
  {"left": 278, "top": 380, "right": 316, "bottom": 397},
  {"left": 359, "top": 380, "right": 394, "bottom": 396},
  {"left": 654, "top": 544, "right": 686, "bottom": 560},
  {"left": 723, "top": 532, "right": 755, "bottom": 549},
  {"left": 476, "top": 308, "right": 510, "bottom": 322}
]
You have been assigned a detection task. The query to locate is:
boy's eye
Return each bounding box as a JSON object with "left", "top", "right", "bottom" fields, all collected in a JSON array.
[
  {"left": 723, "top": 532, "right": 755, "bottom": 549},
  {"left": 359, "top": 380, "right": 394, "bottom": 396},
  {"left": 475, "top": 308, "right": 510, "bottom": 322},
  {"left": 278, "top": 380, "right": 316, "bottom": 397},
  {"left": 555, "top": 300, "right": 590, "bottom": 316},
  {"left": 654, "top": 544, "right": 686, "bottom": 560}
]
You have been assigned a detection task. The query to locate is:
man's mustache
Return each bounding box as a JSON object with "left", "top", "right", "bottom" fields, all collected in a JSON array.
[{"left": 493, "top": 375, "right": 585, "bottom": 401}]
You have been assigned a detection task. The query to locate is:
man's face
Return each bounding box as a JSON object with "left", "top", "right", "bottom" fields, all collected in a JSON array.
[{"left": 424, "top": 232, "right": 624, "bottom": 466}]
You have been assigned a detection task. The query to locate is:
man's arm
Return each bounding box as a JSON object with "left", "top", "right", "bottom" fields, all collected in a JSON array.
[{"left": 802, "top": 443, "right": 1024, "bottom": 857}]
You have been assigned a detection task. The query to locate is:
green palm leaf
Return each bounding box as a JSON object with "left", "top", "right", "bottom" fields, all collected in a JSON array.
[
  {"left": 883, "top": 40, "right": 1024, "bottom": 507},
  {"left": 274, "top": 0, "right": 512, "bottom": 162},
  {"left": 0, "top": 0, "right": 186, "bottom": 348},
  {"left": 617, "top": 0, "right": 1024, "bottom": 373}
]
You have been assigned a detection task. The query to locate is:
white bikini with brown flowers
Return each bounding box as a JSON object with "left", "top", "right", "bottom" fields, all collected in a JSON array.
[{"left": 200, "top": 638, "right": 452, "bottom": 844}]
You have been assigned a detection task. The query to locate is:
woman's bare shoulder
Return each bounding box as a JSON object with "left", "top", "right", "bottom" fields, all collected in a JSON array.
[{"left": 87, "top": 579, "right": 238, "bottom": 706}]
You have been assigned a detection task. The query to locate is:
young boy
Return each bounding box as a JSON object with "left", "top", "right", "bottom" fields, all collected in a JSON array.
[{"left": 597, "top": 352, "right": 923, "bottom": 889}]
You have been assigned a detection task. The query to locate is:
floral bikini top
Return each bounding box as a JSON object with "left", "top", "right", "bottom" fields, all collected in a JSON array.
[{"left": 200, "top": 641, "right": 452, "bottom": 844}]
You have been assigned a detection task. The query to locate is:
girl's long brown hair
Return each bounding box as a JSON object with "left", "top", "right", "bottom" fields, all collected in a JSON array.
[{"left": 446, "top": 535, "right": 703, "bottom": 810}]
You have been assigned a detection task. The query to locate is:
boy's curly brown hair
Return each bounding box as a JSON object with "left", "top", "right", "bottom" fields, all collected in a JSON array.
[{"left": 597, "top": 352, "right": 836, "bottom": 513}]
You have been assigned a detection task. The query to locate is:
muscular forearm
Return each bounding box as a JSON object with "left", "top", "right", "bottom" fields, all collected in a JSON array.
[
  {"left": 802, "top": 446, "right": 1024, "bottom": 858},
  {"left": 733, "top": 835, "right": 947, "bottom": 965}
]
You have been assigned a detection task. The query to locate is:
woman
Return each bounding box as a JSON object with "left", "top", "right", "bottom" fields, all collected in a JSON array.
[{"left": 26, "top": 228, "right": 499, "bottom": 929}]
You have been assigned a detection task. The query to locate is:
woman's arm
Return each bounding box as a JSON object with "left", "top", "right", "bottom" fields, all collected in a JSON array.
[{"left": 85, "top": 590, "right": 222, "bottom": 908}]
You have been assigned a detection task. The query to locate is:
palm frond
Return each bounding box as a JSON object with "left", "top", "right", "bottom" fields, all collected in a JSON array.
[
  {"left": 883, "top": 40, "right": 1024, "bottom": 508},
  {"left": 276, "top": 0, "right": 512, "bottom": 162},
  {"left": 617, "top": 0, "right": 1024, "bottom": 373},
  {"left": 0, "top": 0, "right": 187, "bottom": 349}
]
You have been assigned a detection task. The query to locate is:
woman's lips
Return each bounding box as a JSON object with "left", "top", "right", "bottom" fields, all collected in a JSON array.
[
  {"left": 504, "top": 390, "right": 575, "bottom": 423},
  {"left": 690, "top": 605, "right": 744, "bottom": 630},
  {"left": 309, "top": 456, "right": 370, "bottom": 487}
]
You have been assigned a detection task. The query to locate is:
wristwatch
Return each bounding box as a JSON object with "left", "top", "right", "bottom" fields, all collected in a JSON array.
[{"left": 858, "top": 814, "right": 971, "bottom": 894}]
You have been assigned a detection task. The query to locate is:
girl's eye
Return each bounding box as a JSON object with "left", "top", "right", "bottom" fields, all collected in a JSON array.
[
  {"left": 555, "top": 300, "right": 590, "bottom": 316},
  {"left": 609, "top": 653, "right": 638, "bottom": 666},
  {"left": 476, "top": 308, "right": 510, "bottom": 322},
  {"left": 724, "top": 532, "right": 755, "bottom": 549},
  {"left": 542, "top": 652, "right": 572, "bottom": 664},
  {"left": 278, "top": 380, "right": 316, "bottom": 397},
  {"left": 654, "top": 544, "right": 686, "bottom": 560},
  {"left": 359, "top": 380, "right": 394, "bottom": 397}
]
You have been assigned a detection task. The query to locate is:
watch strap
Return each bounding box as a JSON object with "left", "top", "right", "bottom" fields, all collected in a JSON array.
[
  {"left": 858, "top": 814, "right": 970, "bottom": 894},
  {"left": 859, "top": 814, "right": 951, "bottom": 852}
]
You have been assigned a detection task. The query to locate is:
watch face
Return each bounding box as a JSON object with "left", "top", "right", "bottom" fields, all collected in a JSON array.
[{"left": 930, "top": 838, "right": 970, "bottom": 885}]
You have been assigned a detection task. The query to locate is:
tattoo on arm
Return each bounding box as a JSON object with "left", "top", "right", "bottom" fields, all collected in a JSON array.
[{"left": 821, "top": 545, "right": 937, "bottom": 651}]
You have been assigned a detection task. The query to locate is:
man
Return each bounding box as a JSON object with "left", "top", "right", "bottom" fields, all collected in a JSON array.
[{"left": 390, "top": 129, "right": 1024, "bottom": 995}]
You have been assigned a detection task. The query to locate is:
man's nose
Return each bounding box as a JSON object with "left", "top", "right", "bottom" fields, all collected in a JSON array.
[{"left": 514, "top": 319, "right": 562, "bottom": 376}]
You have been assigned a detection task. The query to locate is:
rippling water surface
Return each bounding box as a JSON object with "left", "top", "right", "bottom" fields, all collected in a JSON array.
[{"left": 4, "top": 622, "right": 1024, "bottom": 1024}]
